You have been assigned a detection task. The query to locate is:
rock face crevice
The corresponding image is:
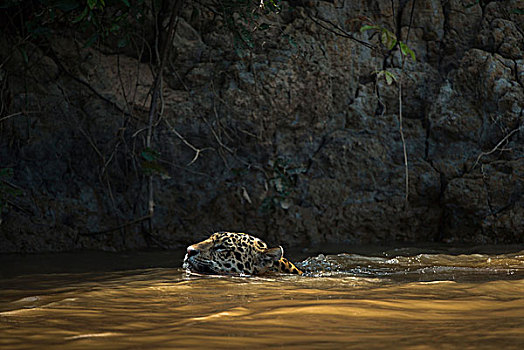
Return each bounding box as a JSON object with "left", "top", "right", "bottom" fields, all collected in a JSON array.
[{"left": 0, "top": 0, "right": 522, "bottom": 252}]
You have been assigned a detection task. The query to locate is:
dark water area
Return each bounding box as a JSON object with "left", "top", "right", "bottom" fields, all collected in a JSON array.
[{"left": 1, "top": 245, "right": 523, "bottom": 349}]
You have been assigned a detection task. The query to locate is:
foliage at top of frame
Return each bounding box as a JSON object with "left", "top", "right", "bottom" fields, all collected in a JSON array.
[
  {"left": 1, "top": 0, "right": 146, "bottom": 49},
  {"left": 1, "top": 0, "right": 286, "bottom": 56}
]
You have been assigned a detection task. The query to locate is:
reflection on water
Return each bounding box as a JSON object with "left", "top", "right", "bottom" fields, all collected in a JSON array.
[{"left": 0, "top": 249, "right": 523, "bottom": 349}]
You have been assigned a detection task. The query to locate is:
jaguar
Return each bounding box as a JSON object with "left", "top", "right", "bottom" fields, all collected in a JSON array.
[{"left": 182, "top": 232, "right": 303, "bottom": 275}]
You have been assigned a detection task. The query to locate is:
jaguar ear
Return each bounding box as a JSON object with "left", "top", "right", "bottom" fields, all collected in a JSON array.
[{"left": 261, "top": 246, "right": 283, "bottom": 265}]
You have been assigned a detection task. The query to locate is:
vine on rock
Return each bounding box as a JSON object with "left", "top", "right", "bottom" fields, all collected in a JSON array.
[{"left": 360, "top": 21, "right": 416, "bottom": 206}]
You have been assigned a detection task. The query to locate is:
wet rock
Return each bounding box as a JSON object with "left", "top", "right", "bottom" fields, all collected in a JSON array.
[
  {"left": 477, "top": 19, "right": 524, "bottom": 59},
  {"left": 442, "top": 176, "right": 489, "bottom": 240},
  {"left": 439, "top": 0, "right": 482, "bottom": 73}
]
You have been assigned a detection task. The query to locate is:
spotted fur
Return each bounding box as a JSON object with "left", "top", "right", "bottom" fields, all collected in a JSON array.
[{"left": 182, "top": 232, "right": 303, "bottom": 275}]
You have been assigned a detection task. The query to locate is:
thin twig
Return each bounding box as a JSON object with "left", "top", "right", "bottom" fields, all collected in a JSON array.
[
  {"left": 145, "top": 0, "right": 184, "bottom": 235},
  {"left": 100, "top": 140, "right": 120, "bottom": 179},
  {"left": 472, "top": 126, "right": 521, "bottom": 169},
  {"left": 116, "top": 53, "right": 134, "bottom": 116},
  {"left": 46, "top": 47, "right": 134, "bottom": 119},
  {"left": 397, "top": 0, "right": 416, "bottom": 206},
  {"left": 0, "top": 111, "right": 23, "bottom": 122},
  {"left": 77, "top": 126, "right": 105, "bottom": 161},
  {"left": 210, "top": 80, "right": 236, "bottom": 145},
  {"left": 398, "top": 56, "right": 409, "bottom": 204},
  {"left": 0, "top": 111, "right": 40, "bottom": 123},
  {"left": 164, "top": 118, "right": 210, "bottom": 166},
  {"left": 210, "top": 102, "right": 234, "bottom": 154},
  {"left": 0, "top": 178, "right": 23, "bottom": 191},
  {"left": 79, "top": 215, "right": 152, "bottom": 236},
  {"left": 306, "top": 11, "right": 376, "bottom": 50},
  {"left": 161, "top": 160, "right": 213, "bottom": 178}
]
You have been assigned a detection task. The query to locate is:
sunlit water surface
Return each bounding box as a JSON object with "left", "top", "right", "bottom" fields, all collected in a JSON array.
[{"left": 1, "top": 248, "right": 523, "bottom": 349}]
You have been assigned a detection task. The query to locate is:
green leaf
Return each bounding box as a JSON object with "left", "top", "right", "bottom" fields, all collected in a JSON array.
[
  {"left": 141, "top": 147, "right": 160, "bottom": 162},
  {"left": 72, "top": 6, "right": 88, "bottom": 23},
  {"left": 265, "top": 0, "right": 281, "bottom": 13},
  {"left": 511, "top": 9, "right": 524, "bottom": 15},
  {"left": 375, "top": 70, "right": 397, "bottom": 85},
  {"left": 283, "top": 34, "right": 297, "bottom": 48},
  {"left": 360, "top": 25, "right": 380, "bottom": 33},
  {"left": 87, "top": 0, "right": 97, "bottom": 9},
  {"left": 0, "top": 168, "right": 14, "bottom": 179},
  {"left": 400, "top": 42, "right": 416, "bottom": 61},
  {"left": 388, "top": 37, "right": 396, "bottom": 49},
  {"left": 110, "top": 23, "right": 120, "bottom": 32},
  {"left": 381, "top": 31, "right": 388, "bottom": 45},
  {"left": 385, "top": 73, "right": 393, "bottom": 85},
  {"left": 384, "top": 71, "right": 397, "bottom": 85},
  {"left": 121, "top": 0, "right": 130, "bottom": 6},
  {"left": 387, "top": 71, "right": 398, "bottom": 81},
  {"left": 380, "top": 29, "right": 397, "bottom": 50},
  {"left": 20, "top": 47, "right": 28, "bottom": 63},
  {"left": 407, "top": 48, "right": 416, "bottom": 61}
]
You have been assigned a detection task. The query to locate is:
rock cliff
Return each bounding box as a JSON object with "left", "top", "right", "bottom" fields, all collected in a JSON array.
[{"left": 0, "top": 0, "right": 522, "bottom": 252}]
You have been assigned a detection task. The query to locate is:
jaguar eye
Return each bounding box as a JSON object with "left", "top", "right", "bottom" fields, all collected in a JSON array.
[{"left": 214, "top": 245, "right": 228, "bottom": 252}]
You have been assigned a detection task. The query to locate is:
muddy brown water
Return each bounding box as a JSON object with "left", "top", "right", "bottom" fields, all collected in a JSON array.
[{"left": 1, "top": 246, "right": 523, "bottom": 349}]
